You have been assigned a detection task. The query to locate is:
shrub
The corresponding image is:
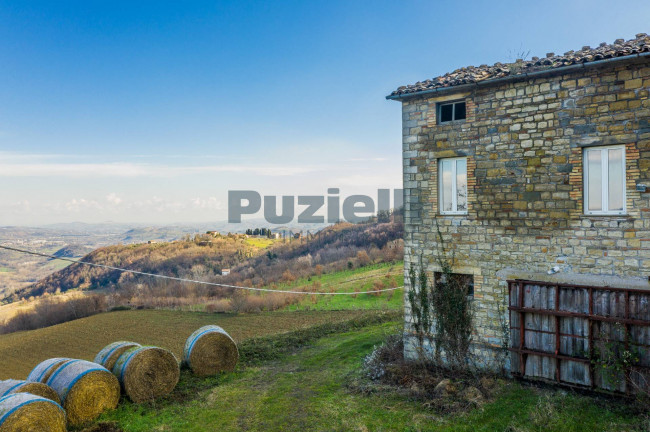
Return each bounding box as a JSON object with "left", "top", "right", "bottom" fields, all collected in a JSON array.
[
  {"left": 229, "top": 291, "right": 247, "bottom": 314},
  {"left": 372, "top": 280, "right": 385, "bottom": 296},
  {"left": 357, "top": 251, "right": 371, "bottom": 266},
  {"left": 280, "top": 270, "right": 296, "bottom": 283},
  {"left": 205, "top": 299, "right": 230, "bottom": 313},
  {"left": 1, "top": 294, "right": 107, "bottom": 334},
  {"left": 364, "top": 334, "right": 404, "bottom": 380}
]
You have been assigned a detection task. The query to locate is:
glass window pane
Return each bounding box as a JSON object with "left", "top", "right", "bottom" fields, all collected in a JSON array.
[
  {"left": 440, "top": 160, "right": 453, "bottom": 212},
  {"left": 454, "top": 102, "right": 466, "bottom": 120},
  {"left": 440, "top": 104, "right": 453, "bottom": 122},
  {"left": 587, "top": 150, "right": 602, "bottom": 212},
  {"left": 608, "top": 148, "right": 624, "bottom": 211},
  {"left": 456, "top": 159, "right": 467, "bottom": 212}
]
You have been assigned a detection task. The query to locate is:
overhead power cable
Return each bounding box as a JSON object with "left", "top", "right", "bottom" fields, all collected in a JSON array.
[{"left": 0, "top": 244, "right": 403, "bottom": 296}]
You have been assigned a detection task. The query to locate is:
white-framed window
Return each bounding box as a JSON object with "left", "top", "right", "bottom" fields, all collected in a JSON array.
[
  {"left": 438, "top": 157, "right": 468, "bottom": 215},
  {"left": 583, "top": 145, "right": 626, "bottom": 215},
  {"left": 438, "top": 100, "right": 466, "bottom": 123}
]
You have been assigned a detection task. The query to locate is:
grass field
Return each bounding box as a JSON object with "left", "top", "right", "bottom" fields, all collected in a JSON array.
[
  {"left": 280, "top": 262, "right": 403, "bottom": 311},
  {"left": 99, "top": 319, "right": 645, "bottom": 432},
  {"left": 162, "top": 262, "right": 404, "bottom": 313},
  {"left": 0, "top": 309, "right": 379, "bottom": 379},
  {"left": 0, "top": 261, "right": 404, "bottom": 324},
  {"left": 0, "top": 302, "right": 644, "bottom": 431},
  {"left": 46, "top": 259, "right": 73, "bottom": 271},
  {"left": 244, "top": 237, "right": 278, "bottom": 248}
]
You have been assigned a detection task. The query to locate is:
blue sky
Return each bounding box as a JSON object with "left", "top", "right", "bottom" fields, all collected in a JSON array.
[{"left": 1, "top": 0, "right": 648, "bottom": 225}]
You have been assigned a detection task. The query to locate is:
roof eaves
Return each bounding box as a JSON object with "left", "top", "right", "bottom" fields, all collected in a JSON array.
[{"left": 386, "top": 51, "right": 650, "bottom": 101}]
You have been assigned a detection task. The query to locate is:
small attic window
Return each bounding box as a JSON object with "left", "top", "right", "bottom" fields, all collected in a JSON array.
[{"left": 438, "top": 100, "right": 466, "bottom": 123}]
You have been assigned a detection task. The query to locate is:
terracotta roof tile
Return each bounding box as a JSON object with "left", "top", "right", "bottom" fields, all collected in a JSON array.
[{"left": 389, "top": 34, "right": 650, "bottom": 98}]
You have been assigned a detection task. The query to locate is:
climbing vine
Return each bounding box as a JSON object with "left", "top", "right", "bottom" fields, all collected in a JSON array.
[
  {"left": 590, "top": 323, "right": 640, "bottom": 390},
  {"left": 407, "top": 222, "right": 474, "bottom": 368}
]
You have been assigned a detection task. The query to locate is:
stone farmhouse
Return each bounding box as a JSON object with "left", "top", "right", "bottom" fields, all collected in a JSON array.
[{"left": 388, "top": 34, "right": 650, "bottom": 386}]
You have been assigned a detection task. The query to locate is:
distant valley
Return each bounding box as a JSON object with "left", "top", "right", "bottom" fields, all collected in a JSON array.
[{"left": 0, "top": 220, "right": 328, "bottom": 298}]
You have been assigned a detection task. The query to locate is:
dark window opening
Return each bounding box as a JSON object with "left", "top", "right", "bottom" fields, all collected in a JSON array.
[
  {"left": 438, "top": 101, "right": 466, "bottom": 124},
  {"left": 455, "top": 102, "right": 466, "bottom": 120},
  {"left": 435, "top": 272, "right": 474, "bottom": 297},
  {"left": 440, "top": 104, "right": 454, "bottom": 122}
]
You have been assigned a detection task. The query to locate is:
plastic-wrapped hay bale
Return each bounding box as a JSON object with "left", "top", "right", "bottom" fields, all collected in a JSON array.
[
  {"left": 26, "top": 358, "right": 72, "bottom": 384},
  {"left": 0, "top": 380, "right": 60, "bottom": 404},
  {"left": 94, "top": 341, "right": 142, "bottom": 371},
  {"left": 112, "top": 346, "right": 180, "bottom": 403},
  {"left": 46, "top": 359, "right": 120, "bottom": 427},
  {"left": 0, "top": 393, "right": 66, "bottom": 432},
  {"left": 183, "top": 325, "right": 239, "bottom": 376}
]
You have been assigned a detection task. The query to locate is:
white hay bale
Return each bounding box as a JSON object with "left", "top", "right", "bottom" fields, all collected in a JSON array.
[
  {"left": 94, "top": 341, "right": 142, "bottom": 371},
  {"left": 0, "top": 380, "right": 60, "bottom": 404},
  {"left": 26, "top": 358, "right": 73, "bottom": 384},
  {"left": 45, "top": 359, "right": 120, "bottom": 427},
  {"left": 112, "top": 346, "right": 180, "bottom": 403},
  {"left": 0, "top": 393, "right": 66, "bottom": 431},
  {"left": 183, "top": 325, "right": 239, "bottom": 376}
]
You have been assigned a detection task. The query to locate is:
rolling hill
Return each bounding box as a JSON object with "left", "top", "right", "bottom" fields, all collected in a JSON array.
[{"left": 9, "top": 217, "right": 404, "bottom": 303}]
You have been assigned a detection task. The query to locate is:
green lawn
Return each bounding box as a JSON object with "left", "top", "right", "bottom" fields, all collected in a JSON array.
[
  {"left": 143, "top": 262, "right": 403, "bottom": 314},
  {"left": 99, "top": 317, "right": 643, "bottom": 432},
  {"left": 281, "top": 261, "right": 403, "bottom": 311},
  {"left": 182, "top": 262, "right": 404, "bottom": 313}
]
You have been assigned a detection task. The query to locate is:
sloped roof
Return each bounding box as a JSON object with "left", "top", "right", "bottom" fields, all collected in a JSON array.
[{"left": 388, "top": 33, "right": 650, "bottom": 99}]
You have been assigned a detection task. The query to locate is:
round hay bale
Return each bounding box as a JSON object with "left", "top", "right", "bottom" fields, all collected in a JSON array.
[
  {"left": 45, "top": 359, "right": 120, "bottom": 427},
  {"left": 112, "top": 346, "right": 180, "bottom": 403},
  {"left": 0, "top": 380, "right": 60, "bottom": 404},
  {"left": 26, "top": 358, "right": 73, "bottom": 384},
  {"left": 94, "top": 341, "right": 142, "bottom": 371},
  {"left": 0, "top": 393, "right": 66, "bottom": 432},
  {"left": 183, "top": 325, "right": 238, "bottom": 376}
]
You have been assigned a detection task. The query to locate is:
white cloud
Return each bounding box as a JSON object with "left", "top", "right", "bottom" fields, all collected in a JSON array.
[
  {"left": 0, "top": 151, "right": 397, "bottom": 179},
  {"left": 0, "top": 151, "right": 402, "bottom": 225},
  {"left": 106, "top": 193, "right": 123, "bottom": 205},
  {"left": 343, "top": 157, "right": 389, "bottom": 162},
  {"left": 190, "top": 197, "right": 223, "bottom": 210},
  {"left": 174, "top": 165, "right": 317, "bottom": 177},
  {"left": 8, "top": 200, "right": 31, "bottom": 213},
  {"left": 0, "top": 161, "right": 323, "bottom": 178},
  {"left": 0, "top": 162, "right": 151, "bottom": 177},
  {"left": 335, "top": 174, "right": 401, "bottom": 187},
  {"left": 64, "top": 198, "right": 103, "bottom": 212},
  {"left": 29, "top": 195, "right": 227, "bottom": 218}
]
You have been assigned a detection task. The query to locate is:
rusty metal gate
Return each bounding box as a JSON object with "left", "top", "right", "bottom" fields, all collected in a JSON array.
[{"left": 508, "top": 279, "right": 650, "bottom": 394}]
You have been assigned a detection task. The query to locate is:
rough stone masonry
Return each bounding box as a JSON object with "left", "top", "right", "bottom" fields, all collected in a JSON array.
[{"left": 388, "top": 34, "right": 650, "bottom": 370}]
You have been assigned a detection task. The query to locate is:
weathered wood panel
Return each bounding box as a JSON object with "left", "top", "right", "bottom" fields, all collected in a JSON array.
[
  {"left": 509, "top": 280, "right": 650, "bottom": 394},
  {"left": 525, "top": 354, "right": 555, "bottom": 380},
  {"left": 560, "top": 360, "right": 590, "bottom": 386},
  {"left": 559, "top": 287, "right": 589, "bottom": 314},
  {"left": 630, "top": 293, "right": 650, "bottom": 320},
  {"left": 559, "top": 317, "right": 588, "bottom": 357}
]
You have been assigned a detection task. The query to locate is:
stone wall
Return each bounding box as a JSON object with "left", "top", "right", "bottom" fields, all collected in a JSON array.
[{"left": 399, "top": 58, "right": 650, "bottom": 369}]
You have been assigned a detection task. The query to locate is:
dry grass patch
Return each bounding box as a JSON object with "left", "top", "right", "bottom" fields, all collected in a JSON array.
[{"left": 355, "top": 334, "right": 505, "bottom": 414}]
